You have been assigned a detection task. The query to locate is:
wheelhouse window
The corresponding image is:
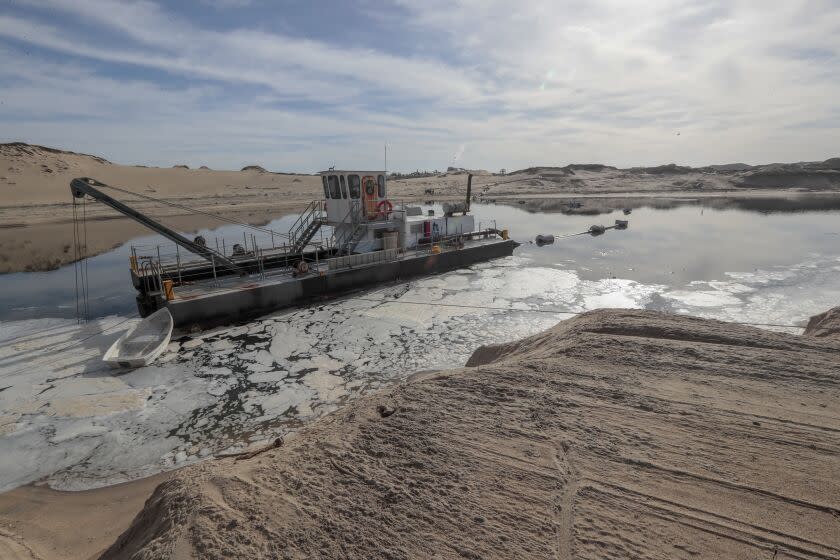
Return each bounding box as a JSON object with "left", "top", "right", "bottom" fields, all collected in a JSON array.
[
  {"left": 322, "top": 176, "right": 329, "bottom": 199},
  {"left": 328, "top": 175, "right": 340, "bottom": 199},
  {"left": 340, "top": 175, "right": 348, "bottom": 199},
  {"left": 347, "top": 175, "right": 360, "bottom": 199},
  {"left": 377, "top": 174, "right": 386, "bottom": 198}
]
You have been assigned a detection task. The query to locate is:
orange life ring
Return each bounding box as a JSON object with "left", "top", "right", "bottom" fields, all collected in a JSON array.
[{"left": 377, "top": 199, "right": 393, "bottom": 218}]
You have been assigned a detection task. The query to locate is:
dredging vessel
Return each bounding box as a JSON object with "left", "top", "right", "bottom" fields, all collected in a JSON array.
[{"left": 70, "top": 172, "right": 518, "bottom": 328}]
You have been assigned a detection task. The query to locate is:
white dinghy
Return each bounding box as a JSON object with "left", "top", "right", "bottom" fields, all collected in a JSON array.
[{"left": 103, "top": 308, "right": 173, "bottom": 368}]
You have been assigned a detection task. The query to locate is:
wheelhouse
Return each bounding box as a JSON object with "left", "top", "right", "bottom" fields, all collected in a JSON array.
[
  {"left": 319, "top": 170, "right": 387, "bottom": 225},
  {"left": 316, "top": 169, "right": 479, "bottom": 253}
]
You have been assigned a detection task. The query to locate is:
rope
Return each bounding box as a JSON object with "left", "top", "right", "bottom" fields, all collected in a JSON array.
[
  {"left": 82, "top": 197, "right": 90, "bottom": 321},
  {"left": 71, "top": 194, "right": 93, "bottom": 323},
  {"left": 72, "top": 197, "right": 80, "bottom": 323},
  {"left": 89, "top": 182, "right": 288, "bottom": 238},
  {"left": 71, "top": 195, "right": 91, "bottom": 323}
]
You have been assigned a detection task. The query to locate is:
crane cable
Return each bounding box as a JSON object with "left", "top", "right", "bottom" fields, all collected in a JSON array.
[
  {"left": 83, "top": 196, "right": 90, "bottom": 321},
  {"left": 71, "top": 195, "right": 91, "bottom": 323},
  {"left": 88, "top": 182, "right": 290, "bottom": 239},
  {"left": 72, "top": 197, "right": 79, "bottom": 322}
]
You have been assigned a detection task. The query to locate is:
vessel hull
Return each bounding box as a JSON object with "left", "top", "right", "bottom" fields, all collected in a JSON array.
[{"left": 159, "top": 239, "right": 518, "bottom": 329}]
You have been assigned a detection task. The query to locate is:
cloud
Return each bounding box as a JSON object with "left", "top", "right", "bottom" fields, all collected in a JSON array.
[
  {"left": 2, "top": 2, "right": 479, "bottom": 103},
  {"left": 200, "top": 0, "right": 253, "bottom": 8},
  {"left": 0, "top": 0, "right": 839, "bottom": 171}
]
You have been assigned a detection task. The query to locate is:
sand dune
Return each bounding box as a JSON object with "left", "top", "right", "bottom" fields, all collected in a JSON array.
[
  {"left": 2, "top": 143, "right": 839, "bottom": 273},
  {"left": 0, "top": 143, "right": 321, "bottom": 273},
  {"left": 0, "top": 143, "right": 322, "bottom": 207},
  {"left": 97, "top": 308, "right": 840, "bottom": 560}
]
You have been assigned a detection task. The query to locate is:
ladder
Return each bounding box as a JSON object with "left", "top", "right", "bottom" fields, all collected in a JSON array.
[
  {"left": 333, "top": 200, "right": 366, "bottom": 255},
  {"left": 288, "top": 200, "right": 326, "bottom": 254}
]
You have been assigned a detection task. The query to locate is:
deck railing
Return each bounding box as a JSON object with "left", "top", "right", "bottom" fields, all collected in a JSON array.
[
  {"left": 326, "top": 248, "right": 402, "bottom": 271},
  {"left": 289, "top": 200, "right": 326, "bottom": 253}
]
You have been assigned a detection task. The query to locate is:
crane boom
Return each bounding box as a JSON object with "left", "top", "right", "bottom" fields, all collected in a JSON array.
[{"left": 70, "top": 177, "right": 246, "bottom": 275}]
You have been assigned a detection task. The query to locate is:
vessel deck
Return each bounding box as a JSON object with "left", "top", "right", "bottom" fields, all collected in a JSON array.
[{"left": 168, "top": 237, "right": 506, "bottom": 303}]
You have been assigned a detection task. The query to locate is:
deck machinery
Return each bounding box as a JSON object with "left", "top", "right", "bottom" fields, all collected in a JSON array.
[{"left": 71, "top": 172, "right": 518, "bottom": 328}]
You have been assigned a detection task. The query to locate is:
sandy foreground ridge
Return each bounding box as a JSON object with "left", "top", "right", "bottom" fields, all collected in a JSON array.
[
  {"left": 1, "top": 308, "right": 838, "bottom": 559},
  {"left": 2, "top": 142, "right": 840, "bottom": 273}
]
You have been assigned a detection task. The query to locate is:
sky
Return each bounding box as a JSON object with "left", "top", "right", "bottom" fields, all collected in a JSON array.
[{"left": 0, "top": 0, "right": 839, "bottom": 172}]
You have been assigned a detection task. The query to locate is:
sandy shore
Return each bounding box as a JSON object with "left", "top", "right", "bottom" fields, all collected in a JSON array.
[
  {"left": 0, "top": 473, "right": 170, "bottom": 560},
  {"left": 3, "top": 143, "right": 839, "bottom": 273},
  {"left": 3, "top": 308, "right": 837, "bottom": 559}
]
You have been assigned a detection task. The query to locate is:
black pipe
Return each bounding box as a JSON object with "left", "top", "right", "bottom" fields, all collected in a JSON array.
[{"left": 466, "top": 173, "right": 472, "bottom": 214}]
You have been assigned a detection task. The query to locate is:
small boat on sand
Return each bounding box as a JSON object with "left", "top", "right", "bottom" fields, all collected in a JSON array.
[{"left": 103, "top": 308, "right": 173, "bottom": 368}]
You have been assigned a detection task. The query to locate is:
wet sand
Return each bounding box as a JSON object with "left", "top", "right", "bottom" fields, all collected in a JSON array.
[{"left": 0, "top": 473, "right": 170, "bottom": 560}]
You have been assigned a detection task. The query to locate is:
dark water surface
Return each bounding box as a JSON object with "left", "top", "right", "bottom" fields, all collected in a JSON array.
[{"left": 1, "top": 194, "right": 839, "bottom": 322}]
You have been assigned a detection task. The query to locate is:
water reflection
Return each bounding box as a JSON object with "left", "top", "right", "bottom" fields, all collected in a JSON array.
[
  {"left": 1, "top": 197, "right": 840, "bottom": 321},
  {"left": 0, "top": 214, "right": 304, "bottom": 321},
  {"left": 504, "top": 193, "right": 840, "bottom": 215},
  {"left": 469, "top": 198, "right": 840, "bottom": 285}
]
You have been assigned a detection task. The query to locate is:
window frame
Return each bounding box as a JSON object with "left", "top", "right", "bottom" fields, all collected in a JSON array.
[
  {"left": 347, "top": 174, "right": 360, "bottom": 199},
  {"left": 322, "top": 176, "right": 329, "bottom": 199},
  {"left": 377, "top": 174, "right": 386, "bottom": 198},
  {"left": 328, "top": 175, "right": 341, "bottom": 199},
  {"left": 340, "top": 175, "right": 348, "bottom": 199}
]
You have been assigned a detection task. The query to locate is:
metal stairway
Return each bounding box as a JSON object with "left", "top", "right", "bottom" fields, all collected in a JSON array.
[
  {"left": 333, "top": 200, "right": 366, "bottom": 255},
  {"left": 288, "top": 200, "right": 326, "bottom": 254}
]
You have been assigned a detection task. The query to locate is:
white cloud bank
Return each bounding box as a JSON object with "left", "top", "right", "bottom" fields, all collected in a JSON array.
[{"left": 0, "top": 0, "right": 838, "bottom": 171}]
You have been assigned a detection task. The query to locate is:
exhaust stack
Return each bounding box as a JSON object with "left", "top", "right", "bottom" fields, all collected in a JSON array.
[{"left": 465, "top": 173, "right": 472, "bottom": 214}]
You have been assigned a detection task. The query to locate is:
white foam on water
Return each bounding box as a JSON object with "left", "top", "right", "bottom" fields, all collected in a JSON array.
[
  {"left": 2, "top": 253, "right": 840, "bottom": 491},
  {"left": 665, "top": 289, "right": 743, "bottom": 308}
]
